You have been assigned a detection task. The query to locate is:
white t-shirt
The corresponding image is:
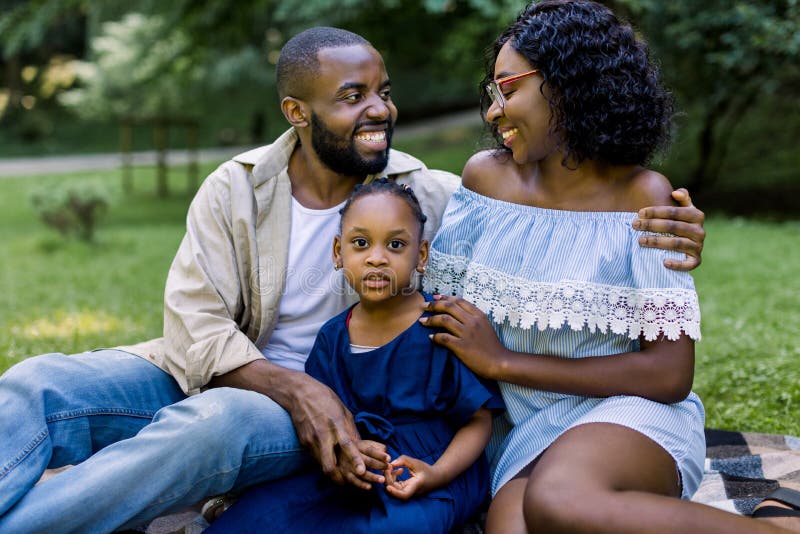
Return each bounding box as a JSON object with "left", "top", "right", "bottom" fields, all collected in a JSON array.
[{"left": 260, "top": 197, "right": 355, "bottom": 371}]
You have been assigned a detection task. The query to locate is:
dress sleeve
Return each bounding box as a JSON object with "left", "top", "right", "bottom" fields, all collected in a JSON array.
[
  {"left": 628, "top": 235, "right": 702, "bottom": 341},
  {"left": 439, "top": 346, "right": 505, "bottom": 426},
  {"left": 304, "top": 321, "right": 355, "bottom": 406},
  {"left": 161, "top": 165, "right": 265, "bottom": 395},
  {"left": 304, "top": 328, "right": 333, "bottom": 384}
]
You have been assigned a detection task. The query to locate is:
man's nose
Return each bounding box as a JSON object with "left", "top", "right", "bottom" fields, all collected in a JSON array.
[{"left": 365, "top": 94, "right": 391, "bottom": 121}]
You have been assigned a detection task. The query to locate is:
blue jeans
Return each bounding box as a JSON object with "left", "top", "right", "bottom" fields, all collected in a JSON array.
[{"left": 0, "top": 349, "right": 310, "bottom": 533}]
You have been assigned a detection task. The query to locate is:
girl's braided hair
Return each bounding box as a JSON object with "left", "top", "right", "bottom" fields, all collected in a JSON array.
[{"left": 339, "top": 177, "right": 427, "bottom": 237}]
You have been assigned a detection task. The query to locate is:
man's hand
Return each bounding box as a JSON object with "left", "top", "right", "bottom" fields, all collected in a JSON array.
[
  {"left": 208, "top": 360, "right": 379, "bottom": 489},
  {"left": 633, "top": 188, "right": 705, "bottom": 271},
  {"left": 336, "top": 439, "right": 391, "bottom": 490},
  {"left": 284, "top": 373, "right": 366, "bottom": 486}
]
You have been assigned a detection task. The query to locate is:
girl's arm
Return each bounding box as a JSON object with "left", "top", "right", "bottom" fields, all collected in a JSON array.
[
  {"left": 385, "top": 407, "right": 493, "bottom": 500},
  {"left": 422, "top": 296, "right": 694, "bottom": 405}
]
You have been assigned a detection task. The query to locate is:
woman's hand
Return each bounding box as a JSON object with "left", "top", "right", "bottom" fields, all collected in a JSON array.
[
  {"left": 633, "top": 188, "right": 705, "bottom": 271},
  {"left": 420, "top": 295, "right": 508, "bottom": 379}
]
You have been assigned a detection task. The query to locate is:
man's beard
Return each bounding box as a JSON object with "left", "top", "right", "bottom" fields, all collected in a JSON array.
[{"left": 310, "top": 113, "right": 393, "bottom": 177}]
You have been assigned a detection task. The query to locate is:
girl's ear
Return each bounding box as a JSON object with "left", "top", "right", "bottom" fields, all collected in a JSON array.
[
  {"left": 416, "top": 240, "right": 429, "bottom": 273},
  {"left": 332, "top": 235, "right": 343, "bottom": 270},
  {"left": 281, "top": 97, "right": 310, "bottom": 128}
]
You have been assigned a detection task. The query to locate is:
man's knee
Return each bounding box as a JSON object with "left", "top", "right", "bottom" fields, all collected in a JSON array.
[
  {"left": 152, "top": 387, "right": 293, "bottom": 448},
  {"left": 1, "top": 352, "right": 67, "bottom": 391}
]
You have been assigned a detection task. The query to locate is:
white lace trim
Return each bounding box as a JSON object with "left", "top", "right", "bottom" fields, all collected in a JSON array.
[{"left": 424, "top": 252, "right": 701, "bottom": 341}]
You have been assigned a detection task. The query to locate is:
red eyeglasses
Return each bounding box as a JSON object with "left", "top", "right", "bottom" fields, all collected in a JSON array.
[{"left": 485, "top": 69, "right": 540, "bottom": 110}]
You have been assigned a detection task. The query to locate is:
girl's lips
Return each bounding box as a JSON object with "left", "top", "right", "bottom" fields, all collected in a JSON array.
[
  {"left": 362, "top": 271, "right": 391, "bottom": 289},
  {"left": 363, "top": 278, "right": 391, "bottom": 289}
]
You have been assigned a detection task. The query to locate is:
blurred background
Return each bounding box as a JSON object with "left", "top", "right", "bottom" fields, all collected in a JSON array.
[{"left": 0, "top": 0, "right": 798, "bottom": 435}]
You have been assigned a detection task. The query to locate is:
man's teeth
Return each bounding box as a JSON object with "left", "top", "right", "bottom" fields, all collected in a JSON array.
[
  {"left": 501, "top": 128, "right": 518, "bottom": 140},
  {"left": 355, "top": 131, "right": 386, "bottom": 142}
]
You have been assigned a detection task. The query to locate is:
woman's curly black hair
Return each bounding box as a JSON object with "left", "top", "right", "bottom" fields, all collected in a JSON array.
[{"left": 480, "top": 0, "right": 674, "bottom": 166}]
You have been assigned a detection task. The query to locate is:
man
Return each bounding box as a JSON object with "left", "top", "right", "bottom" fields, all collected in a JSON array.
[{"left": 0, "top": 27, "right": 705, "bottom": 533}]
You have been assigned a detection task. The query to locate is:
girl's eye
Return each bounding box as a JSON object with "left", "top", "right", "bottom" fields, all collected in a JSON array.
[
  {"left": 353, "top": 238, "right": 368, "bottom": 248},
  {"left": 388, "top": 240, "right": 405, "bottom": 250}
]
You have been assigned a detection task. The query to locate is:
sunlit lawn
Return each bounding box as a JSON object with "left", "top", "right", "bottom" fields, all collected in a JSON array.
[{"left": 1, "top": 130, "right": 799, "bottom": 437}]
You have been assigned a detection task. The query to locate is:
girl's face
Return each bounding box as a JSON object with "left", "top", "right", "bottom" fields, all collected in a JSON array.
[
  {"left": 486, "top": 41, "right": 555, "bottom": 165},
  {"left": 333, "top": 192, "right": 428, "bottom": 305}
]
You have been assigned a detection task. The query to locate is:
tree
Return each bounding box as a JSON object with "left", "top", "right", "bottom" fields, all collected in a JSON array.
[
  {"left": 612, "top": 0, "right": 800, "bottom": 192},
  {"left": 58, "top": 13, "right": 210, "bottom": 195}
]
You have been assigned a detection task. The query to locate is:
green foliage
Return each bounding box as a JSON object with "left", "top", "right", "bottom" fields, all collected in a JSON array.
[
  {"left": 0, "top": 0, "right": 88, "bottom": 59},
  {"left": 59, "top": 13, "right": 208, "bottom": 120},
  {"left": 29, "top": 181, "right": 112, "bottom": 241},
  {"left": 611, "top": 0, "right": 800, "bottom": 190}
]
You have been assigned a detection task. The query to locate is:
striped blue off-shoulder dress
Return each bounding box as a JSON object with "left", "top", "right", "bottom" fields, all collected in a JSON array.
[{"left": 423, "top": 185, "right": 706, "bottom": 499}]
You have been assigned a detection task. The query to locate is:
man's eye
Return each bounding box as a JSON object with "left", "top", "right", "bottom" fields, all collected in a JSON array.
[
  {"left": 388, "top": 240, "right": 405, "bottom": 250},
  {"left": 380, "top": 89, "right": 391, "bottom": 100},
  {"left": 345, "top": 93, "right": 362, "bottom": 102}
]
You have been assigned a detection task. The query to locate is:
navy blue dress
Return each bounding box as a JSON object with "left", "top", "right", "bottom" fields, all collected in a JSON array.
[{"left": 208, "top": 293, "right": 503, "bottom": 533}]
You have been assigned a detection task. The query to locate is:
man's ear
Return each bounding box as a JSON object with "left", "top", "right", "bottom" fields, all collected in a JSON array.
[{"left": 281, "top": 97, "right": 310, "bottom": 128}]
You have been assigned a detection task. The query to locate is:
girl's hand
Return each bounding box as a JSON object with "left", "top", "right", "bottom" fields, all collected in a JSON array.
[
  {"left": 420, "top": 295, "right": 508, "bottom": 379},
  {"left": 384, "top": 455, "right": 437, "bottom": 500}
]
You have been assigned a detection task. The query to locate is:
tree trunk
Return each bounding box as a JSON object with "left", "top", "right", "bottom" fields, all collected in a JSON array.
[
  {"left": 187, "top": 121, "right": 198, "bottom": 194},
  {"left": 702, "top": 90, "right": 759, "bottom": 190},
  {"left": 153, "top": 119, "right": 169, "bottom": 197},
  {"left": 4, "top": 55, "right": 22, "bottom": 111},
  {"left": 688, "top": 96, "right": 732, "bottom": 192},
  {"left": 120, "top": 119, "right": 133, "bottom": 194}
]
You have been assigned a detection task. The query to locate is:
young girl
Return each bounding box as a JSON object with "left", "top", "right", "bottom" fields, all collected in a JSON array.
[
  {"left": 422, "top": 1, "right": 799, "bottom": 533},
  {"left": 206, "top": 178, "right": 503, "bottom": 533}
]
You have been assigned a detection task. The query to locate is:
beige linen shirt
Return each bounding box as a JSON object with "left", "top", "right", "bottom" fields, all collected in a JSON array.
[{"left": 119, "top": 128, "right": 460, "bottom": 395}]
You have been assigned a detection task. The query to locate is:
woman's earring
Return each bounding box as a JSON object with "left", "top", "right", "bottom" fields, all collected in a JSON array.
[
  {"left": 417, "top": 266, "right": 426, "bottom": 274},
  {"left": 334, "top": 263, "right": 342, "bottom": 271}
]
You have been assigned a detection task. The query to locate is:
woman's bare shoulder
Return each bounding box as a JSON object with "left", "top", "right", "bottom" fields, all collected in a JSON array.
[
  {"left": 461, "top": 149, "right": 517, "bottom": 197},
  {"left": 623, "top": 168, "right": 677, "bottom": 211}
]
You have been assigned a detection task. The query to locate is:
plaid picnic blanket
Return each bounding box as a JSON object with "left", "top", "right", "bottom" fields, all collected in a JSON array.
[{"left": 693, "top": 428, "right": 800, "bottom": 515}]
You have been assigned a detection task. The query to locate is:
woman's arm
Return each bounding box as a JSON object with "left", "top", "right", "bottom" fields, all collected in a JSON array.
[
  {"left": 422, "top": 296, "right": 694, "bottom": 405},
  {"left": 385, "top": 408, "right": 493, "bottom": 500}
]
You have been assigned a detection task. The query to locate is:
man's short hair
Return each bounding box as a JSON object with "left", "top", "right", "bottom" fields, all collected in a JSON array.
[{"left": 276, "top": 27, "right": 371, "bottom": 100}]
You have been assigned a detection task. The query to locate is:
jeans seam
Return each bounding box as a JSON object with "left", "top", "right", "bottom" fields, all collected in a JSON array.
[
  {"left": 45, "top": 407, "right": 156, "bottom": 423},
  {"left": 0, "top": 428, "right": 48, "bottom": 481},
  {"left": 149, "top": 447, "right": 307, "bottom": 508}
]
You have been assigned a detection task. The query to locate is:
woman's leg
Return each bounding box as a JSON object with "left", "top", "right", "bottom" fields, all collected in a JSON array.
[{"left": 514, "top": 423, "right": 795, "bottom": 534}]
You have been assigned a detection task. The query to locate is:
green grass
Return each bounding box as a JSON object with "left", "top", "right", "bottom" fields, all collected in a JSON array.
[
  {"left": 0, "top": 164, "right": 219, "bottom": 370},
  {"left": 1, "top": 131, "right": 799, "bottom": 437}
]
